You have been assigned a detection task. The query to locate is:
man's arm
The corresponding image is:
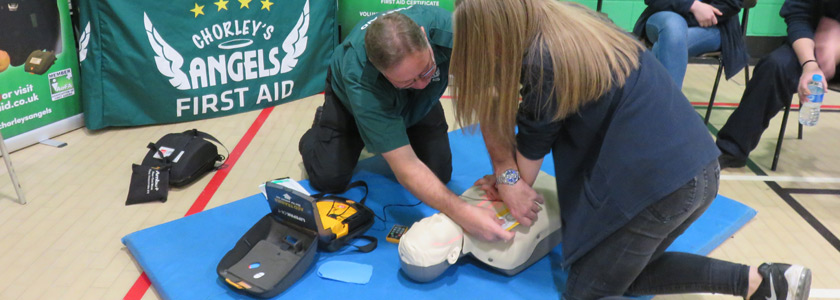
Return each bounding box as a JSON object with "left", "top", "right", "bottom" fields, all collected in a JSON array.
[
  {"left": 382, "top": 145, "right": 515, "bottom": 242},
  {"left": 480, "top": 123, "right": 544, "bottom": 227},
  {"left": 792, "top": 36, "right": 827, "bottom": 102}
]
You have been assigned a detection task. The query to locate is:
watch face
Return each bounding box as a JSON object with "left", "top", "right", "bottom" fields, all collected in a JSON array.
[{"left": 498, "top": 169, "right": 520, "bottom": 185}]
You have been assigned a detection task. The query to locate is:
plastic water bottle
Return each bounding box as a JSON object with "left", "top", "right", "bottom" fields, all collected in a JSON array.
[{"left": 799, "top": 74, "right": 824, "bottom": 126}]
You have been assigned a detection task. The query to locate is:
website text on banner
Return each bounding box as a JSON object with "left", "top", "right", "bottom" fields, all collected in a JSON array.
[{"left": 0, "top": 0, "right": 83, "bottom": 151}]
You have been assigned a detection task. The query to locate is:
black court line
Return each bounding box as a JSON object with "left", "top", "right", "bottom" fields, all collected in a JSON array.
[
  {"left": 706, "top": 124, "right": 840, "bottom": 254},
  {"left": 783, "top": 188, "right": 840, "bottom": 195}
]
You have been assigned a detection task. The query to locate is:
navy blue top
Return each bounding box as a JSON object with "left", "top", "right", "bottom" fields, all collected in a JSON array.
[
  {"left": 632, "top": 0, "right": 748, "bottom": 80},
  {"left": 781, "top": 0, "right": 840, "bottom": 45},
  {"left": 516, "top": 50, "right": 720, "bottom": 266}
]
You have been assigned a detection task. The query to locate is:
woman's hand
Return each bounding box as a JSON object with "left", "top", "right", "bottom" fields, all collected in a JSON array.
[
  {"left": 497, "top": 181, "right": 544, "bottom": 227},
  {"left": 474, "top": 175, "right": 500, "bottom": 201},
  {"left": 690, "top": 1, "right": 722, "bottom": 27},
  {"left": 474, "top": 174, "right": 544, "bottom": 226}
]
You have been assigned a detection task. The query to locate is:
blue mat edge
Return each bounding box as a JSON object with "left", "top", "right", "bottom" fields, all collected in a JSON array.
[
  {"left": 122, "top": 193, "right": 757, "bottom": 300},
  {"left": 121, "top": 125, "right": 759, "bottom": 299}
]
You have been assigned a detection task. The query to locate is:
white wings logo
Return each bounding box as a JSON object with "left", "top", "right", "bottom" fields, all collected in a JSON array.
[
  {"left": 281, "top": 0, "right": 309, "bottom": 73},
  {"left": 78, "top": 22, "right": 91, "bottom": 62},
  {"left": 143, "top": 0, "right": 309, "bottom": 90},
  {"left": 144, "top": 13, "right": 191, "bottom": 90}
]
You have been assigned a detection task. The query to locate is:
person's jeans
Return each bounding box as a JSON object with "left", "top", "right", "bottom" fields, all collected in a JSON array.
[
  {"left": 645, "top": 11, "right": 722, "bottom": 89},
  {"left": 563, "top": 160, "right": 750, "bottom": 300}
]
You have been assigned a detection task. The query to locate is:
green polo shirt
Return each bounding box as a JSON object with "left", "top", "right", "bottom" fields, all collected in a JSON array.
[{"left": 329, "top": 5, "right": 452, "bottom": 154}]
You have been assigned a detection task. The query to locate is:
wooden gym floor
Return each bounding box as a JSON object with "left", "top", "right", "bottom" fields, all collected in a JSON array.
[{"left": 0, "top": 63, "right": 839, "bottom": 299}]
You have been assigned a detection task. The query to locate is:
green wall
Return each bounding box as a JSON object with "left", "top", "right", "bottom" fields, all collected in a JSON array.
[{"left": 336, "top": 0, "right": 788, "bottom": 38}]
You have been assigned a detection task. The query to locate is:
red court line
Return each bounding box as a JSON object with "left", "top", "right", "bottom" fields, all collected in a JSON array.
[{"left": 124, "top": 106, "right": 275, "bottom": 300}]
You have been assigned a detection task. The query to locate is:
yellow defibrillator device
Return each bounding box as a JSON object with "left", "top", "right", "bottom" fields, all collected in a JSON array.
[{"left": 316, "top": 199, "right": 360, "bottom": 238}]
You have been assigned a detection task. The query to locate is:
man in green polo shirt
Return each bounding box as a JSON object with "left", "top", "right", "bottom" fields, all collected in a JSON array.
[{"left": 299, "top": 5, "right": 514, "bottom": 242}]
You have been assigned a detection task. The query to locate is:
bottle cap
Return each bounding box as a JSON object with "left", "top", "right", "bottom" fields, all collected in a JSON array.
[{"left": 813, "top": 74, "right": 823, "bottom": 81}]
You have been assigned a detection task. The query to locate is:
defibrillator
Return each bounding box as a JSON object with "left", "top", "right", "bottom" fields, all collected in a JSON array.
[
  {"left": 24, "top": 50, "right": 56, "bottom": 75},
  {"left": 217, "top": 180, "right": 376, "bottom": 298}
]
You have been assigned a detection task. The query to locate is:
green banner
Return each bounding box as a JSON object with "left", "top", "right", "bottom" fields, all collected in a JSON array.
[
  {"left": 0, "top": 0, "right": 83, "bottom": 139},
  {"left": 77, "top": 0, "right": 336, "bottom": 130},
  {"left": 338, "top": 0, "right": 454, "bottom": 40}
]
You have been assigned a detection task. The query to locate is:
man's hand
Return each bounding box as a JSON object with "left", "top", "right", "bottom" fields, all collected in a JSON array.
[
  {"left": 798, "top": 62, "right": 827, "bottom": 104},
  {"left": 690, "top": 1, "right": 722, "bottom": 27},
  {"left": 497, "top": 180, "right": 544, "bottom": 227},
  {"left": 446, "top": 202, "right": 515, "bottom": 242}
]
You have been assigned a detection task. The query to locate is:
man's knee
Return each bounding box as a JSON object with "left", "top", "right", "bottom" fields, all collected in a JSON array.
[
  {"left": 299, "top": 127, "right": 360, "bottom": 193},
  {"left": 308, "top": 173, "right": 353, "bottom": 194}
]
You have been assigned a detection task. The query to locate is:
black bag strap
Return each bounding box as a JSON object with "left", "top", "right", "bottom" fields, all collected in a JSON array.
[
  {"left": 184, "top": 129, "right": 230, "bottom": 166},
  {"left": 347, "top": 235, "right": 377, "bottom": 253},
  {"left": 147, "top": 143, "right": 172, "bottom": 165},
  {"left": 311, "top": 181, "right": 368, "bottom": 205}
]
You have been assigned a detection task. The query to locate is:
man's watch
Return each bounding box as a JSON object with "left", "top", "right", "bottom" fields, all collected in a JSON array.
[{"left": 496, "top": 169, "right": 521, "bottom": 185}]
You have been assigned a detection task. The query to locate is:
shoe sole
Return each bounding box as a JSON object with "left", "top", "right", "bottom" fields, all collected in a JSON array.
[{"left": 785, "top": 266, "right": 812, "bottom": 300}]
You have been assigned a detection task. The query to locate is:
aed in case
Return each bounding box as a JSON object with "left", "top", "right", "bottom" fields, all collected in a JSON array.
[
  {"left": 216, "top": 213, "right": 318, "bottom": 298},
  {"left": 217, "top": 181, "right": 375, "bottom": 298}
]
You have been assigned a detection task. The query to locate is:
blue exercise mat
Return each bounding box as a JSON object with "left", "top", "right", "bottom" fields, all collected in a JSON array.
[{"left": 122, "top": 128, "right": 756, "bottom": 300}]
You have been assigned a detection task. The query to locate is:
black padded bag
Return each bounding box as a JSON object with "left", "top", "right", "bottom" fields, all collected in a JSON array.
[
  {"left": 142, "top": 129, "right": 227, "bottom": 187},
  {"left": 217, "top": 214, "right": 318, "bottom": 299}
]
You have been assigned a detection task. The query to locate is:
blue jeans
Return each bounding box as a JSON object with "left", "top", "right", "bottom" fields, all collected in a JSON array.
[
  {"left": 563, "top": 160, "right": 750, "bottom": 300},
  {"left": 645, "top": 11, "right": 722, "bottom": 89}
]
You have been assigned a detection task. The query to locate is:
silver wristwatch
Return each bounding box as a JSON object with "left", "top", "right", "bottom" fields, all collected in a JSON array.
[{"left": 496, "top": 169, "right": 520, "bottom": 185}]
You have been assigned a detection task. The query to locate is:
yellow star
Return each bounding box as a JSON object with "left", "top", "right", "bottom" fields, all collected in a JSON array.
[
  {"left": 238, "top": 0, "right": 251, "bottom": 9},
  {"left": 260, "top": 0, "right": 273, "bottom": 11},
  {"left": 190, "top": 3, "right": 205, "bottom": 18},
  {"left": 214, "top": 0, "right": 229, "bottom": 11}
]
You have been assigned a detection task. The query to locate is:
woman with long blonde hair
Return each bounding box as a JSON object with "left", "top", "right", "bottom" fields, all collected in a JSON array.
[{"left": 451, "top": 0, "right": 810, "bottom": 299}]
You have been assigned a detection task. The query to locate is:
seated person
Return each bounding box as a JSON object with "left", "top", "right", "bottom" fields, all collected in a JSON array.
[
  {"left": 398, "top": 171, "right": 561, "bottom": 282},
  {"left": 717, "top": 0, "right": 840, "bottom": 168},
  {"left": 633, "top": 0, "right": 748, "bottom": 89}
]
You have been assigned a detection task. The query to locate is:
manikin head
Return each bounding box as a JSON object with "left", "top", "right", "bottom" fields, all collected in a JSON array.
[{"left": 364, "top": 12, "right": 437, "bottom": 90}]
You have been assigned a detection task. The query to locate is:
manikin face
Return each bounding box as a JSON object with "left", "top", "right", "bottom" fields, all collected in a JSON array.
[
  {"left": 398, "top": 213, "right": 463, "bottom": 268},
  {"left": 380, "top": 27, "right": 438, "bottom": 90}
]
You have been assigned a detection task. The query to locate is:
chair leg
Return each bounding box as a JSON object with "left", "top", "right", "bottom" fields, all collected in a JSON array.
[
  {"left": 772, "top": 103, "right": 793, "bottom": 171},
  {"left": 744, "top": 64, "right": 750, "bottom": 83},
  {"left": 797, "top": 98, "right": 804, "bottom": 139},
  {"left": 798, "top": 123, "right": 803, "bottom": 139},
  {"left": 704, "top": 60, "right": 724, "bottom": 124}
]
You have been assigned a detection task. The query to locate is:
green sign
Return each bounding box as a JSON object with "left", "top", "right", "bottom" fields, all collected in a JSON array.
[
  {"left": 337, "top": 0, "right": 454, "bottom": 40},
  {"left": 78, "top": 0, "right": 337, "bottom": 129},
  {"left": 0, "top": 0, "right": 83, "bottom": 140}
]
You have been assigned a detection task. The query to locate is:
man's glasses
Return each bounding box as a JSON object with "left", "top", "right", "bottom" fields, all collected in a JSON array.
[{"left": 394, "top": 49, "right": 437, "bottom": 89}]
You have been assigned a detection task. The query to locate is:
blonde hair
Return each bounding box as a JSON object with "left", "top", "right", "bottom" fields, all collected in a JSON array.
[
  {"left": 451, "top": 0, "right": 644, "bottom": 146},
  {"left": 365, "top": 12, "right": 428, "bottom": 72}
]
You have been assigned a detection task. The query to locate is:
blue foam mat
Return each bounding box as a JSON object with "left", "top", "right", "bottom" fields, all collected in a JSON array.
[{"left": 122, "top": 129, "right": 756, "bottom": 300}]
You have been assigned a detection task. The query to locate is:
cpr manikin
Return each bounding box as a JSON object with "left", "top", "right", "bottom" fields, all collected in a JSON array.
[{"left": 398, "top": 171, "right": 562, "bottom": 282}]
